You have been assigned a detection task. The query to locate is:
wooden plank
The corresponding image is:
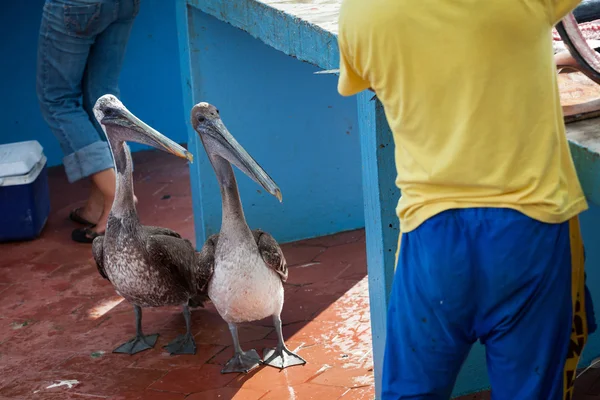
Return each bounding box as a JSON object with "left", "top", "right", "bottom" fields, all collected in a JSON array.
[
  {"left": 560, "top": 71, "right": 600, "bottom": 123},
  {"left": 357, "top": 91, "right": 400, "bottom": 399},
  {"left": 176, "top": 1, "right": 209, "bottom": 247}
]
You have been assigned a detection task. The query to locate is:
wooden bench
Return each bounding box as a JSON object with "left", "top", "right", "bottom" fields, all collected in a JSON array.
[{"left": 175, "top": 0, "right": 600, "bottom": 397}]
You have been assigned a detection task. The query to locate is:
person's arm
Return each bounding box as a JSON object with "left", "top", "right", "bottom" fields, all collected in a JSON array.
[
  {"left": 549, "top": 0, "right": 584, "bottom": 25},
  {"left": 336, "top": 1, "right": 372, "bottom": 97},
  {"left": 337, "top": 41, "right": 372, "bottom": 96}
]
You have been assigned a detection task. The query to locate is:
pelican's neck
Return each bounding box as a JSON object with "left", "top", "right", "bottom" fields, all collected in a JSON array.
[
  {"left": 210, "top": 154, "right": 252, "bottom": 238},
  {"left": 108, "top": 137, "right": 138, "bottom": 221}
]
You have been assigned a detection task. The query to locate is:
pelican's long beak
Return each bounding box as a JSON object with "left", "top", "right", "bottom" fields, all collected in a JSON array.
[
  {"left": 102, "top": 108, "right": 194, "bottom": 163},
  {"left": 208, "top": 119, "right": 282, "bottom": 202}
]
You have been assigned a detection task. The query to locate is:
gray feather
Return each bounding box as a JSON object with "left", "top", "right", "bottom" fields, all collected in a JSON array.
[{"left": 92, "top": 235, "right": 109, "bottom": 281}]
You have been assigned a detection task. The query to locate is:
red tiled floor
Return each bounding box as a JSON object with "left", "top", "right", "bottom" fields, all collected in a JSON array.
[
  {"left": 261, "top": 383, "right": 348, "bottom": 399},
  {"left": 339, "top": 386, "right": 376, "bottom": 399},
  {"left": 2, "top": 149, "right": 599, "bottom": 400},
  {"left": 186, "top": 387, "right": 266, "bottom": 400},
  {"left": 150, "top": 364, "right": 237, "bottom": 393},
  {"left": 0, "top": 149, "right": 374, "bottom": 399}
]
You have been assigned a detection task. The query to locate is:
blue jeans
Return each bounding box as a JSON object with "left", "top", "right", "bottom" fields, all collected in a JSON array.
[{"left": 36, "top": 0, "right": 139, "bottom": 183}]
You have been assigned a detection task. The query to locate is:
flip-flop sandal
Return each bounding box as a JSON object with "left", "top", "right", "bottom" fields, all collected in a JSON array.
[
  {"left": 72, "top": 226, "right": 104, "bottom": 243},
  {"left": 69, "top": 207, "right": 95, "bottom": 226}
]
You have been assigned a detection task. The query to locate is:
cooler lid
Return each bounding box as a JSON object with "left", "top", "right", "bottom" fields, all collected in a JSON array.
[{"left": 0, "top": 140, "right": 45, "bottom": 178}]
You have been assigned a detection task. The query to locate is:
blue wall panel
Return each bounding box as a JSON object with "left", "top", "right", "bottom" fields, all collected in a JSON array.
[
  {"left": 580, "top": 206, "right": 600, "bottom": 365},
  {"left": 189, "top": 9, "right": 364, "bottom": 243},
  {"left": 0, "top": 0, "right": 187, "bottom": 167}
]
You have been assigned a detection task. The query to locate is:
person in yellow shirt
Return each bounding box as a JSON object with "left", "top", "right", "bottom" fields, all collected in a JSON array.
[{"left": 337, "top": 0, "right": 595, "bottom": 398}]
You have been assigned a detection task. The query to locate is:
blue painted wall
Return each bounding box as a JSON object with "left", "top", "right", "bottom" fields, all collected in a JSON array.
[
  {"left": 0, "top": 0, "right": 187, "bottom": 167},
  {"left": 580, "top": 205, "right": 600, "bottom": 365},
  {"left": 186, "top": 9, "right": 364, "bottom": 243}
]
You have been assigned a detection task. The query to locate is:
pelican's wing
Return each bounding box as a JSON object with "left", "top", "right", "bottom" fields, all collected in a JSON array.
[
  {"left": 143, "top": 226, "right": 182, "bottom": 239},
  {"left": 92, "top": 235, "right": 109, "bottom": 281},
  {"left": 146, "top": 234, "right": 197, "bottom": 293},
  {"left": 253, "top": 229, "right": 288, "bottom": 282},
  {"left": 194, "top": 234, "right": 218, "bottom": 298}
]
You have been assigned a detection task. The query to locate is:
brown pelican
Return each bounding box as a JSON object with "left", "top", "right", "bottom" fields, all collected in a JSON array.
[
  {"left": 91, "top": 94, "right": 211, "bottom": 355},
  {"left": 191, "top": 102, "right": 306, "bottom": 373}
]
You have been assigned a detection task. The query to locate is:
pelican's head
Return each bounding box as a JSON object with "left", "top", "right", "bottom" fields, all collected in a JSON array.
[
  {"left": 191, "top": 102, "right": 282, "bottom": 202},
  {"left": 94, "top": 94, "right": 193, "bottom": 162}
]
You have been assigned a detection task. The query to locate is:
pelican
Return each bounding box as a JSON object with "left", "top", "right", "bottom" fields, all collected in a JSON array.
[
  {"left": 91, "top": 94, "right": 212, "bottom": 355},
  {"left": 191, "top": 102, "right": 306, "bottom": 373}
]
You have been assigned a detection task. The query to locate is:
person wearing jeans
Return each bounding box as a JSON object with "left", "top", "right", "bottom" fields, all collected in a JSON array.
[{"left": 36, "top": 0, "right": 139, "bottom": 243}]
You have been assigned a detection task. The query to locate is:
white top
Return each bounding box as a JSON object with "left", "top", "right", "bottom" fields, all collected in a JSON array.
[{"left": 0, "top": 140, "right": 45, "bottom": 178}]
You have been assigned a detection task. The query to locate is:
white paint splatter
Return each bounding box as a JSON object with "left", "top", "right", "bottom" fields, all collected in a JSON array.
[
  {"left": 287, "top": 385, "right": 296, "bottom": 400},
  {"left": 353, "top": 375, "right": 374, "bottom": 387},
  {"left": 46, "top": 380, "right": 79, "bottom": 390},
  {"left": 292, "top": 343, "right": 304, "bottom": 353},
  {"left": 315, "top": 364, "right": 332, "bottom": 375},
  {"left": 357, "top": 348, "right": 372, "bottom": 363},
  {"left": 296, "top": 262, "right": 320, "bottom": 269}
]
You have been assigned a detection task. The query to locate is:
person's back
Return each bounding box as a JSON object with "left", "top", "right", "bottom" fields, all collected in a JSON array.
[
  {"left": 338, "top": 0, "right": 586, "bottom": 232},
  {"left": 337, "top": 1, "right": 594, "bottom": 399}
]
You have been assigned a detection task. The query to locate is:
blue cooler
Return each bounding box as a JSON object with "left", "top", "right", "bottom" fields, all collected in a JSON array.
[{"left": 0, "top": 140, "right": 50, "bottom": 242}]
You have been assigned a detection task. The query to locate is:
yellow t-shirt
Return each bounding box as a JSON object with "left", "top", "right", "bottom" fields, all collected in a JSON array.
[{"left": 337, "top": 0, "right": 588, "bottom": 233}]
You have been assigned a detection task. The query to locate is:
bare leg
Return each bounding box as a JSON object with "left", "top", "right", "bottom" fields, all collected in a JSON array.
[
  {"left": 555, "top": 50, "right": 583, "bottom": 73},
  {"left": 77, "top": 168, "right": 137, "bottom": 231},
  {"left": 263, "top": 314, "right": 306, "bottom": 369},
  {"left": 113, "top": 305, "right": 159, "bottom": 355},
  {"left": 221, "top": 323, "right": 262, "bottom": 374},
  {"left": 77, "top": 169, "right": 115, "bottom": 225},
  {"left": 163, "top": 305, "right": 197, "bottom": 355},
  {"left": 89, "top": 168, "right": 116, "bottom": 234}
]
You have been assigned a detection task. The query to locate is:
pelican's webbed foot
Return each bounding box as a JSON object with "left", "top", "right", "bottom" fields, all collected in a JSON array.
[
  {"left": 263, "top": 345, "right": 306, "bottom": 369},
  {"left": 113, "top": 305, "right": 158, "bottom": 355},
  {"left": 222, "top": 349, "right": 262, "bottom": 374},
  {"left": 113, "top": 333, "right": 159, "bottom": 354},
  {"left": 263, "top": 314, "right": 307, "bottom": 369},
  {"left": 163, "top": 305, "right": 197, "bottom": 355},
  {"left": 164, "top": 333, "right": 197, "bottom": 355}
]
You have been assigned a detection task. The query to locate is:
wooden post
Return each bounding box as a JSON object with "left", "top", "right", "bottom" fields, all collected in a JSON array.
[{"left": 357, "top": 91, "right": 400, "bottom": 399}]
